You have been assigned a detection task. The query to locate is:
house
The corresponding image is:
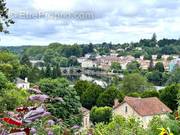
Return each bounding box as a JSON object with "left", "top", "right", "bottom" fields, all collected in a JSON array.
[
  {"left": 30, "top": 60, "right": 44, "bottom": 67},
  {"left": 81, "top": 60, "right": 97, "bottom": 68},
  {"left": 16, "top": 77, "right": 30, "bottom": 90},
  {"left": 81, "top": 107, "right": 90, "bottom": 129},
  {"left": 113, "top": 96, "right": 172, "bottom": 128},
  {"left": 152, "top": 55, "right": 157, "bottom": 60},
  {"left": 168, "top": 58, "right": 180, "bottom": 72}
]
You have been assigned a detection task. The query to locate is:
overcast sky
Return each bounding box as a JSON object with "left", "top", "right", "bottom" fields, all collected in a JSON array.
[{"left": 0, "top": 0, "right": 180, "bottom": 46}]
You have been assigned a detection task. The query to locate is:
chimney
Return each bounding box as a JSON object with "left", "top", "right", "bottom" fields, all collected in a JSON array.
[
  {"left": 25, "top": 77, "right": 28, "bottom": 83},
  {"left": 114, "top": 99, "right": 119, "bottom": 107}
]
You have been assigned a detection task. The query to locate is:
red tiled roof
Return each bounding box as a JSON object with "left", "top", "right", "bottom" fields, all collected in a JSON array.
[{"left": 116, "top": 96, "right": 172, "bottom": 116}]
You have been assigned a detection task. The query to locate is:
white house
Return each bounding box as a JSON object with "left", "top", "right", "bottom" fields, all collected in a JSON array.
[
  {"left": 81, "top": 60, "right": 97, "bottom": 68},
  {"left": 16, "top": 77, "right": 30, "bottom": 90},
  {"left": 113, "top": 96, "right": 172, "bottom": 128}
]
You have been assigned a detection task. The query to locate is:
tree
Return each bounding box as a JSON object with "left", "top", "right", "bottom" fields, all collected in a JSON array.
[
  {"left": 0, "top": 51, "right": 20, "bottom": 80},
  {"left": 0, "top": 72, "right": 8, "bottom": 94},
  {"left": 19, "top": 65, "right": 31, "bottom": 80},
  {"left": 159, "top": 84, "right": 180, "bottom": 111},
  {"left": 157, "top": 54, "right": 162, "bottom": 59},
  {"left": 94, "top": 115, "right": 146, "bottom": 135},
  {"left": 51, "top": 64, "right": 61, "bottom": 79},
  {"left": 147, "top": 116, "right": 180, "bottom": 135},
  {"left": 68, "top": 56, "right": 80, "bottom": 67},
  {"left": 127, "top": 92, "right": 141, "bottom": 97},
  {"left": 96, "top": 85, "right": 124, "bottom": 107},
  {"left": 110, "top": 62, "right": 121, "bottom": 71},
  {"left": 150, "top": 33, "right": 157, "bottom": 47},
  {"left": 39, "top": 78, "right": 81, "bottom": 125},
  {"left": 20, "top": 54, "right": 31, "bottom": 67},
  {"left": 90, "top": 106, "right": 112, "bottom": 124},
  {"left": 74, "top": 80, "right": 91, "bottom": 97},
  {"left": 0, "top": 0, "right": 14, "bottom": 33},
  {"left": 144, "top": 54, "right": 152, "bottom": 60},
  {"left": 155, "top": 62, "right": 165, "bottom": 72},
  {"left": 166, "top": 68, "right": 180, "bottom": 85},
  {"left": 141, "top": 90, "right": 159, "bottom": 98},
  {"left": 148, "top": 59, "right": 154, "bottom": 71},
  {"left": 122, "top": 73, "right": 153, "bottom": 94},
  {"left": 0, "top": 89, "right": 29, "bottom": 112},
  {"left": 146, "top": 71, "right": 162, "bottom": 86},
  {"left": 28, "top": 66, "right": 42, "bottom": 83},
  {"left": 81, "top": 83, "right": 104, "bottom": 109},
  {"left": 126, "top": 61, "right": 140, "bottom": 72},
  {"left": 45, "top": 64, "right": 51, "bottom": 77}
]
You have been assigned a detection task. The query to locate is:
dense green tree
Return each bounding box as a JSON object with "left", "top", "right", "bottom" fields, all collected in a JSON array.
[
  {"left": 81, "top": 83, "right": 104, "bottom": 109},
  {"left": 74, "top": 80, "right": 91, "bottom": 97},
  {"left": 150, "top": 33, "right": 157, "bottom": 47},
  {"left": 0, "top": 51, "right": 20, "bottom": 80},
  {"left": 141, "top": 90, "right": 159, "bottom": 98},
  {"left": 28, "top": 66, "right": 42, "bottom": 82},
  {"left": 126, "top": 61, "right": 140, "bottom": 72},
  {"left": 94, "top": 115, "right": 146, "bottom": 135},
  {"left": 19, "top": 65, "right": 31, "bottom": 79},
  {"left": 0, "top": 72, "right": 8, "bottom": 94},
  {"left": 45, "top": 64, "right": 51, "bottom": 77},
  {"left": 147, "top": 116, "right": 180, "bottom": 135},
  {"left": 0, "top": 89, "right": 29, "bottom": 112},
  {"left": 51, "top": 64, "right": 61, "bottom": 79},
  {"left": 127, "top": 92, "right": 141, "bottom": 97},
  {"left": 148, "top": 59, "right": 154, "bottom": 71},
  {"left": 90, "top": 106, "right": 112, "bottom": 124},
  {"left": 122, "top": 73, "right": 153, "bottom": 94},
  {"left": 157, "top": 54, "right": 162, "bottom": 59},
  {"left": 144, "top": 53, "right": 152, "bottom": 60},
  {"left": 110, "top": 62, "right": 122, "bottom": 71},
  {"left": 146, "top": 71, "right": 162, "bottom": 86},
  {"left": 0, "top": 0, "right": 14, "bottom": 33},
  {"left": 68, "top": 56, "right": 80, "bottom": 67},
  {"left": 23, "top": 46, "right": 46, "bottom": 60},
  {"left": 39, "top": 78, "right": 81, "bottom": 125},
  {"left": 154, "top": 62, "right": 165, "bottom": 72},
  {"left": 20, "top": 54, "right": 31, "bottom": 67},
  {"left": 159, "top": 84, "right": 180, "bottom": 111},
  {"left": 158, "top": 38, "right": 177, "bottom": 47},
  {"left": 96, "top": 85, "right": 124, "bottom": 107},
  {"left": 166, "top": 68, "right": 180, "bottom": 85}
]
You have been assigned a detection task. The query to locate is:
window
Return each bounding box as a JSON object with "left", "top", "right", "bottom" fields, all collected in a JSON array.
[{"left": 125, "top": 106, "right": 128, "bottom": 113}]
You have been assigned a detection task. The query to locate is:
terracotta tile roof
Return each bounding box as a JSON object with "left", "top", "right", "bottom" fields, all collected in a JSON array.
[{"left": 116, "top": 96, "right": 172, "bottom": 116}]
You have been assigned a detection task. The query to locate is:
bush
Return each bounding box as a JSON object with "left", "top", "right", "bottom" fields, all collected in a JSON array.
[{"left": 90, "top": 106, "right": 112, "bottom": 124}]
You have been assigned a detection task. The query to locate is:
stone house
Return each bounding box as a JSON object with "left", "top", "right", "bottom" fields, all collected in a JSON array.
[{"left": 113, "top": 96, "right": 172, "bottom": 128}]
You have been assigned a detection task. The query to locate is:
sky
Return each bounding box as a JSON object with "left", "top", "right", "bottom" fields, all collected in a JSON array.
[{"left": 0, "top": 0, "right": 180, "bottom": 46}]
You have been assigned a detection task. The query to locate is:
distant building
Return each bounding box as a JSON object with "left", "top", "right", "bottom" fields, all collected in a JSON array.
[
  {"left": 168, "top": 58, "right": 180, "bottom": 72},
  {"left": 152, "top": 55, "right": 157, "bottom": 60},
  {"left": 113, "top": 96, "right": 172, "bottom": 128},
  {"left": 138, "top": 60, "right": 150, "bottom": 70},
  {"left": 30, "top": 60, "right": 44, "bottom": 67},
  {"left": 162, "top": 55, "right": 170, "bottom": 60},
  {"left": 16, "top": 77, "right": 30, "bottom": 90},
  {"left": 154, "top": 86, "right": 165, "bottom": 91},
  {"left": 135, "top": 47, "right": 142, "bottom": 51},
  {"left": 81, "top": 60, "right": 97, "bottom": 68},
  {"left": 81, "top": 107, "right": 90, "bottom": 129}
]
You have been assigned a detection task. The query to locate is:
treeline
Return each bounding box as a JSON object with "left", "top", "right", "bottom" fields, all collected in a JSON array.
[{"left": 1, "top": 34, "right": 180, "bottom": 66}]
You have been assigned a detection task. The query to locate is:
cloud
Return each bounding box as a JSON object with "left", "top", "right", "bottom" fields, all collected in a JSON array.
[{"left": 1, "top": 0, "right": 180, "bottom": 46}]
